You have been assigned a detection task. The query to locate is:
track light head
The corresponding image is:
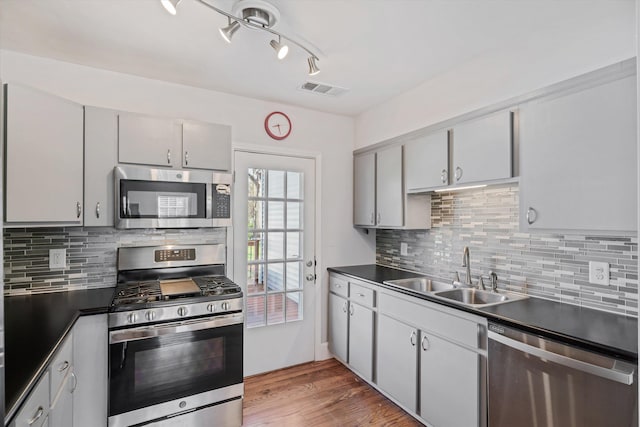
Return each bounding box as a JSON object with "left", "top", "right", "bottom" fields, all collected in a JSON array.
[
  {"left": 219, "top": 20, "right": 241, "bottom": 44},
  {"left": 161, "top": 0, "right": 181, "bottom": 15},
  {"left": 307, "top": 57, "right": 320, "bottom": 76},
  {"left": 270, "top": 38, "right": 289, "bottom": 60}
]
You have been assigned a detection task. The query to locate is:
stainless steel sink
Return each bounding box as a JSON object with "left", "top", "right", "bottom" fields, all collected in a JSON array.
[
  {"left": 383, "top": 277, "right": 454, "bottom": 294},
  {"left": 432, "top": 287, "right": 528, "bottom": 307}
]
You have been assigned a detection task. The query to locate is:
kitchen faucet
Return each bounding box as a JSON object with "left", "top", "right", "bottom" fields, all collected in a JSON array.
[{"left": 462, "top": 246, "right": 472, "bottom": 286}]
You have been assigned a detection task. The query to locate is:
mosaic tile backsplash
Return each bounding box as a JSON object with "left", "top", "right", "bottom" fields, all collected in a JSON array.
[
  {"left": 4, "top": 227, "right": 226, "bottom": 295},
  {"left": 376, "top": 184, "right": 638, "bottom": 316}
]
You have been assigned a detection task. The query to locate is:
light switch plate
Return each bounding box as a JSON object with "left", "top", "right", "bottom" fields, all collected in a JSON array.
[
  {"left": 588, "top": 261, "right": 609, "bottom": 286},
  {"left": 400, "top": 242, "right": 408, "bottom": 256},
  {"left": 49, "top": 248, "right": 66, "bottom": 270}
]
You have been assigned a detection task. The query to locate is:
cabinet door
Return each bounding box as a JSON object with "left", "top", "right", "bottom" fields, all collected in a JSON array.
[
  {"left": 405, "top": 130, "right": 449, "bottom": 191},
  {"left": 353, "top": 152, "right": 376, "bottom": 226},
  {"left": 5, "top": 84, "right": 83, "bottom": 224},
  {"left": 73, "top": 314, "right": 108, "bottom": 427},
  {"left": 452, "top": 110, "right": 512, "bottom": 184},
  {"left": 348, "top": 302, "right": 374, "bottom": 381},
  {"left": 376, "top": 145, "right": 403, "bottom": 227},
  {"left": 182, "top": 121, "right": 231, "bottom": 171},
  {"left": 118, "top": 112, "right": 181, "bottom": 167},
  {"left": 377, "top": 314, "right": 418, "bottom": 412},
  {"left": 420, "top": 332, "right": 479, "bottom": 427},
  {"left": 13, "top": 371, "right": 50, "bottom": 427},
  {"left": 519, "top": 75, "right": 637, "bottom": 232},
  {"left": 84, "top": 107, "right": 117, "bottom": 226},
  {"left": 49, "top": 372, "right": 74, "bottom": 427},
  {"left": 328, "top": 293, "right": 349, "bottom": 363}
]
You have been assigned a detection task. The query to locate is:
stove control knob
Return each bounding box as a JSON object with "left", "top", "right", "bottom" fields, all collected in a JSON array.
[
  {"left": 221, "top": 302, "right": 230, "bottom": 311},
  {"left": 207, "top": 303, "right": 216, "bottom": 313},
  {"left": 145, "top": 311, "right": 156, "bottom": 321},
  {"left": 177, "top": 306, "right": 188, "bottom": 317},
  {"left": 127, "top": 313, "right": 137, "bottom": 324}
]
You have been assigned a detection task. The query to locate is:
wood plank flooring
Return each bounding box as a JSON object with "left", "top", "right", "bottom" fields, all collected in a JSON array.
[{"left": 243, "top": 358, "right": 422, "bottom": 427}]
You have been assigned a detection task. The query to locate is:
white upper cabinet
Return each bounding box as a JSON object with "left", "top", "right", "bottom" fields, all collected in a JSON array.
[
  {"left": 353, "top": 152, "right": 376, "bottom": 226},
  {"left": 5, "top": 84, "right": 84, "bottom": 225},
  {"left": 182, "top": 121, "right": 231, "bottom": 171},
  {"left": 84, "top": 107, "right": 117, "bottom": 227},
  {"left": 519, "top": 75, "right": 637, "bottom": 233},
  {"left": 375, "top": 145, "right": 404, "bottom": 227},
  {"left": 118, "top": 112, "right": 182, "bottom": 167},
  {"left": 451, "top": 110, "right": 513, "bottom": 185},
  {"left": 405, "top": 130, "right": 449, "bottom": 191}
]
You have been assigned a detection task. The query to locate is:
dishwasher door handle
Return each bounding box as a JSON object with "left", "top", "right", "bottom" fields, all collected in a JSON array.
[{"left": 488, "top": 330, "right": 635, "bottom": 385}]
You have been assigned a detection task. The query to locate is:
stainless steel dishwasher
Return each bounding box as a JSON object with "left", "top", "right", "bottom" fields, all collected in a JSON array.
[{"left": 488, "top": 322, "right": 637, "bottom": 427}]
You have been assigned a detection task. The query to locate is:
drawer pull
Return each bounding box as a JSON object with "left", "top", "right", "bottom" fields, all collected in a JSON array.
[
  {"left": 349, "top": 304, "right": 354, "bottom": 316},
  {"left": 421, "top": 335, "right": 430, "bottom": 351},
  {"left": 27, "top": 407, "right": 44, "bottom": 426},
  {"left": 335, "top": 283, "right": 342, "bottom": 288},
  {"left": 357, "top": 293, "right": 365, "bottom": 298},
  {"left": 58, "top": 360, "right": 70, "bottom": 372},
  {"left": 410, "top": 331, "right": 417, "bottom": 346},
  {"left": 71, "top": 372, "right": 78, "bottom": 393}
]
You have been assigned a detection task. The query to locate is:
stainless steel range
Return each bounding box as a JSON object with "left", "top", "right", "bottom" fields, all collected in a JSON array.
[{"left": 108, "top": 244, "right": 243, "bottom": 427}]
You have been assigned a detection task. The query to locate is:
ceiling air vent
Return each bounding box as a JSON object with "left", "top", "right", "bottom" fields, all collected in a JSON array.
[{"left": 299, "top": 81, "right": 349, "bottom": 97}]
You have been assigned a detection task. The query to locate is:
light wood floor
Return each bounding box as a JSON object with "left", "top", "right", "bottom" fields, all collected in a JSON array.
[{"left": 243, "top": 358, "right": 422, "bottom": 427}]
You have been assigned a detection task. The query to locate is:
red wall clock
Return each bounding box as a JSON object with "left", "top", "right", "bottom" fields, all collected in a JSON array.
[{"left": 264, "top": 111, "right": 292, "bottom": 140}]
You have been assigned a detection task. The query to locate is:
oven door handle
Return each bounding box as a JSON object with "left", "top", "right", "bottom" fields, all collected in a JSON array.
[{"left": 109, "top": 312, "right": 243, "bottom": 344}]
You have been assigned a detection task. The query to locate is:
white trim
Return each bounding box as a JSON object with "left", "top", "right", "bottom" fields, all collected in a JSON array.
[{"left": 232, "top": 144, "right": 325, "bottom": 366}]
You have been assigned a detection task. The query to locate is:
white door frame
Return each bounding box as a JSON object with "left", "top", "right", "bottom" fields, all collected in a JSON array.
[{"left": 230, "top": 142, "right": 326, "bottom": 361}]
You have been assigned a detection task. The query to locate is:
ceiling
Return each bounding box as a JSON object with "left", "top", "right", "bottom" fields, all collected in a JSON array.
[{"left": 0, "top": 0, "right": 634, "bottom": 116}]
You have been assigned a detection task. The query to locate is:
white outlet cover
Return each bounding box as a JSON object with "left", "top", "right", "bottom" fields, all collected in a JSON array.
[
  {"left": 49, "top": 248, "right": 66, "bottom": 270},
  {"left": 588, "top": 261, "right": 609, "bottom": 286},
  {"left": 400, "top": 242, "right": 408, "bottom": 256}
]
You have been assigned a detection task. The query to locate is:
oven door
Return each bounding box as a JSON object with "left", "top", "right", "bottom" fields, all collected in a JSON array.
[{"left": 108, "top": 313, "right": 243, "bottom": 423}]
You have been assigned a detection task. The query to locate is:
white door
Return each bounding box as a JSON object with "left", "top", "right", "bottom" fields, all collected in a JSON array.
[{"left": 233, "top": 151, "right": 316, "bottom": 376}]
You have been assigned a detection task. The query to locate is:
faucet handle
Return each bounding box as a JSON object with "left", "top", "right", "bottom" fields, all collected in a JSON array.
[
  {"left": 489, "top": 271, "right": 498, "bottom": 291},
  {"left": 478, "top": 276, "right": 486, "bottom": 290},
  {"left": 454, "top": 271, "right": 460, "bottom": 282}
]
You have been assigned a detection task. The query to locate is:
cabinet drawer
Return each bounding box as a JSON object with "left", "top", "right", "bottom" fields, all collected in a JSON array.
[
  {"left": 329, "top": 274, "right": 349, "bottom": 297},
  {"left": 13, "top": 371, "right": 49, "bottom": 427},
  {"left": 349, "top": 282, "right": 375, "bottom": 308},
  {"left": 50, "top": 333, "right": 73, "bottom": 398},
  {"left": 379, "top": 293, "right": 478, "bottom": 348}
]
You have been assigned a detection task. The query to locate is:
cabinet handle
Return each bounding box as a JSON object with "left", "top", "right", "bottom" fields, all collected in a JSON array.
[
  {"left": 58, "top": 360, "right": 69, "bottom": 372},
  {"left": 455, "top": 166, "right": 463, "bottom": 181},
  {"left": 349, "top": 304, "right": 354, "bottom": 316},
  {"left": 76, "top": 202, "right": 82, "bottom": 219},
  {"left": 440, "top": 169, "right": 448, "bottom": 184},
  {"left": 377, "top": 213, "right": 381, "bottom": 224},
  {"left": 357, "top": 293, "right": 365, "bottom": 298},
  {"left": 370, "top": 212, "right": 374, "bottom": 225},
  {"left": 185, "top": 151, "right": 189, "bottom": 166},
  {"left": 526, "top": 207, "right": 537, "bottom": 225},
  {"left": 96, "top": 202, "right": 101, "bottom": 219},
  {"left": 167, "top": 149, "right": 171, "bottom": 164},
  {"left": 342, "top": 301, "right": 347, "bottom": 313},
  {"left": 410, "top": 331, "right": 417, "bottom": 346},
  {"left": 421, "top": 335, "right": 430, "bottom": 351},
  {"left": 27, "top": 406, "right": 44, "bottom": 426},
  {"left": 71, "top": 372, "right": 78, "bottom": 393},
  {"left": 334, "top": 283, "right": 342, "bottom": 288}
]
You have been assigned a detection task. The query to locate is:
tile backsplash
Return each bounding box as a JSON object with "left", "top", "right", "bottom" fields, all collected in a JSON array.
[
  {"left": 4, "top": 227, "right": 226, "bottom": 295},
  {"left": 376, "top": 184, "right": 638, "bottom": 316}
]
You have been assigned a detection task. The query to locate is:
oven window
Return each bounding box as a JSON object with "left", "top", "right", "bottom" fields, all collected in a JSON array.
[
  {"left": 120, "top": 180, "right": 206, "bottom": 219},
  {"left": 109, "top": 322, "right": 242, "bottom": 416}
]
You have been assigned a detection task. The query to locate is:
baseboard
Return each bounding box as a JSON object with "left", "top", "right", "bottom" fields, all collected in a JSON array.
[{"left": 315, "top": 341, "right": 332, "bottom": 361}]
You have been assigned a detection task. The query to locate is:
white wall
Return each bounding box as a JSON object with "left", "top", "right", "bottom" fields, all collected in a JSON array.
[
  {"left": 0, "top": 49, "right": 376, "bottom": 344},
  {"left": 355, "top": 2, "right": 636, "bottom": 148}
]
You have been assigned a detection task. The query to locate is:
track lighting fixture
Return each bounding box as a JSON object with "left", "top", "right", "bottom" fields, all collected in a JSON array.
[
  {"left": 270, "top": 37, "right": 289, "bottom": 60},
  {"left": 219, "top": 19, "right": 241, "bottom": 43},
  {"left": 160, "top": 0, "right": 182, "bottom": 15},
  {"left": 161, "top": 0, "right": 322, "bottom": 75}
]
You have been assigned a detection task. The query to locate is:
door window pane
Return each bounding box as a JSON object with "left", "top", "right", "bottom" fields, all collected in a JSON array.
[
  {"left": 267, "top": 293, "right": 285, "bottom": 325},
  {"left": 248, "top": 168, "right": 266, "bottom": 197},
  {"left": 247, "top": 232, "right": 264, "bottom": 261},
  {"left": 267, "top": 232, "right": 284, "bottom": 260},
  {"left": 248, "top": 201, "right": 265, "bottom": 229},
  {"left": 246, "top": 295, "right": 266, "bottom": 328},
  {"left": 286, "top": 232, "right": 301, "bottom": 259},
  {"left": 287, "top": 202, "right": 301, "bottom": 229},
  {"left": 286, "top": 262, "right": 301, "bottom": 290},
  {"left": 287, "top": 172, "right": 302, "bottom": 199},
  {"left": 286, "top": 292, "right": 303, "bottom": 322},
  {"left": 267, "top": 263, "right": 284, "bottom": 292},
  {"left": 268, "top": 201, "right": 284, "bottom": 229},
  {"left": 247, "top": 264, "right": 265, "bottom": 295},
  {"left": 268, "top": 170, "right": 285, "bottom": 198}
]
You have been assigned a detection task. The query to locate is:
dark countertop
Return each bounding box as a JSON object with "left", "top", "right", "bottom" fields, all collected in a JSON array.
[
  {"left": 4, "top": 288, "right": 115, "bottom": 423},
  {"left": 328, "top": 264, "right": 638, "bottom": 362}
]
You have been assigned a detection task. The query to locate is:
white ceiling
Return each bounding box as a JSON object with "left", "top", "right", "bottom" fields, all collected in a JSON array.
[{"left": 0, "top": 0, "right": 634, "bottom": 116}]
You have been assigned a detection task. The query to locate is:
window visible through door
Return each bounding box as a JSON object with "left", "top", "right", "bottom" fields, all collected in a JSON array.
[{"left": 246, "top": 168, "right": 304, "bottom": 328}]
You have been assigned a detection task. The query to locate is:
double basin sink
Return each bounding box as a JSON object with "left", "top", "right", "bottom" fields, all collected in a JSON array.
[{"left": 382, "top": 277, "right": 528, "bottom": 308}]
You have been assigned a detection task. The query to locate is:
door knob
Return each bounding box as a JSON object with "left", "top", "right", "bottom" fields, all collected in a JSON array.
[
  {"left": 306, "top": 260, "right": 313, "bottom": 267},
  {"left": 306, "top": 274, "right": 314, "bottom": 282}
]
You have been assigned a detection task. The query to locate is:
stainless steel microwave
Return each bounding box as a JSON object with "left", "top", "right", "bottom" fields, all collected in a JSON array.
[{"left": 114, "top": 165, "right": 232, "bottom": 229}]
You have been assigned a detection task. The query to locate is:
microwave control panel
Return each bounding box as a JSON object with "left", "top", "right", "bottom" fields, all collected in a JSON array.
[{"left": 213, "top": 184, "right": 231, "bottom": 219}]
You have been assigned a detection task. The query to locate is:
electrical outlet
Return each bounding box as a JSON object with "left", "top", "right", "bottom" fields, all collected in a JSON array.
[
  {"left": 400, "top": 242, "right": 408, "bottom": 256},
  {"left": 588, "top": 261, "right": 609, "bottom": 286},
  {"left": 49, "top": 249, "right": 66, "bottom": 270}
]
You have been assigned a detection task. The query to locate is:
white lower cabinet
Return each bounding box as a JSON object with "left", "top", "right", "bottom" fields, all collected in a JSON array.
[
  {"left": 420, "top": 332, "right": 479, "bottom": 427},
  {"left": 49, "top": 370, "right": 74, "bottom": 427},
  {"left": 348, "top": 302, "right": 374, "bottom": 382},
  {"left": 328, "top": 292, "right": 349, "bottom": 363},
  {"left": 11, "top": 372, "right": 50, "bottom": 427},
  {"left": 376, "top": 314, "right": 418, "bottom": 413}
]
